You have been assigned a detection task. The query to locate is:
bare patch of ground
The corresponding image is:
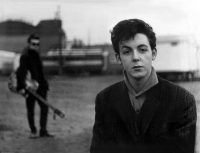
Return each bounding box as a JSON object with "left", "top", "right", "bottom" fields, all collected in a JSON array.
[{"left": 0, "top": 75, "right": 200, "bottom": 153}]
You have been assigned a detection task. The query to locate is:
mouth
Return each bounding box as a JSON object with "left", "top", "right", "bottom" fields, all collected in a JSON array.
[{"left": 132, "top": 65, "right": 143, "bottom": 69}]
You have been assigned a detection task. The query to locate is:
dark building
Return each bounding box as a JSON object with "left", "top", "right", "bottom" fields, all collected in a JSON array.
[
  {"left": 36, "top": 19, "right": 66, "bottom": 54},
  {"left": 0, "top": 19, "right": 66, "bottom": 55},
  {"left": 0, "top": 20, "right": 35, "bottom": 52}
]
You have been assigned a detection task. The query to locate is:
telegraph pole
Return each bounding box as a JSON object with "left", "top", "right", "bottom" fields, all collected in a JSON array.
[
  {"left": 55, "top": 5, "right": 63, "bottom": 75},
  {"left": 87, "top": 28, "right": 91, "bottom": 48}
]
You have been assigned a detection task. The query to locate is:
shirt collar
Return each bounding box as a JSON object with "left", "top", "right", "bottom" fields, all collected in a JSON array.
[{"left": 124, "top": 67, "right": 158, "bottom": 97}]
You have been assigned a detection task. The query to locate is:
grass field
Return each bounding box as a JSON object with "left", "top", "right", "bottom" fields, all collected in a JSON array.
[{"left": 0, "top": 74, "right": 200, "bottom": 153}]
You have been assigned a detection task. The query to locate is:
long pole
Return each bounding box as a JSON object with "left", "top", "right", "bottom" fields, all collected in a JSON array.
[
  {"left": 58, "top": 21, "right": 63, "bottom": 75},
  {"left": 56, "top": 6, "right": 63, "bottom": 75}
]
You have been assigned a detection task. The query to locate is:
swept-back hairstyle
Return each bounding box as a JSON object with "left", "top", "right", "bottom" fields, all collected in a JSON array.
[
  {"left": 110, "top": 19, "right": 156, "bottom": 54},
  {"left": 27, "top": 33, "right": 40, "bottom": 43}
]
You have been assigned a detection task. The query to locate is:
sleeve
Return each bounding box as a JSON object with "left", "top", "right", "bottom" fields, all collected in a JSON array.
[
  {"left": 158, "top": 90, "right": 197, "bottom": 153},
  {"left": 90, "top": 93, "right": 106, "bottom": 153},
  {"left": 38, "top": 56, "right": 49, "bottom": 91},
  {"left": 173, "top": 92, "right": 197, "bottom": 153},
  {"left": 16, "top": 54, "right": 28, "bottom": 91},
  {"left": 38, "top": 77, "right": 49, "bottom": 91}
]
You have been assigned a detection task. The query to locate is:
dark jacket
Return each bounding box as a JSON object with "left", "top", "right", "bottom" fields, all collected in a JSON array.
[
  {"left": 90, "top": 77, "right": 197, "bottom": 153},
  {"left": 16, "top": 47, "right": 49, "bottom": 91}
]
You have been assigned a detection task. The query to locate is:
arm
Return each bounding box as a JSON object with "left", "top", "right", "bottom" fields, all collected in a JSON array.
[
  {"left": 158, "top": 91, "right": 197, "bottom": 153},
  {"left": 90, "top": 93, "right": 106, "bottom": 153},
  {"left": 37, "top": 55, "right": 49, "bottom": 90},
  {"left": 16, "top": 54, "right": 28, "bottom": 91},
  {"left": 172, "top": 92, "right": 196, "bottom": 153}
]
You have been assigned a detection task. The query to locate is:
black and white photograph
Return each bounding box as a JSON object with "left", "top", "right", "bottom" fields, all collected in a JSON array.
[{"left": 0, "top": 0, "right": 200, "bottom": 153}]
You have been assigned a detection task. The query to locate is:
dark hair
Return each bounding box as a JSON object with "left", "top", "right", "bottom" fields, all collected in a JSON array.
[
  {"left": 110, "top": 19, "right": 156, "bottom": 54},
  {"left": 27, "top": 33, "right": 40, "bottom": 43}
]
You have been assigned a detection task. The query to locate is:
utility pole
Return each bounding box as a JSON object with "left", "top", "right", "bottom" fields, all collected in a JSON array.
[
  {"left": 55, "top": 5, "right": 63, "bottom": 75},
  {"left": 87, "top": 28, "right": 91, "bottom": 48}
]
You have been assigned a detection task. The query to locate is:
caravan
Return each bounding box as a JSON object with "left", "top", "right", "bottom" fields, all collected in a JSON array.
[
  {"left": 0, "top": 50, "right": 19, "bottom": 75},
  {"left": 153, "top": 35, "right": 200, "bottom": 80}
]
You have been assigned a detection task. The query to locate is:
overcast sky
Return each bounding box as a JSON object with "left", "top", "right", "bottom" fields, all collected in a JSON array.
[{"left": 1, "top": 0, "right": 200, "bottom": 44}]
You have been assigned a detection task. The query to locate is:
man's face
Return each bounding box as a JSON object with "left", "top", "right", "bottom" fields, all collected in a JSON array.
[
  {"left": 29, "top": 39, "right": 40, "bottom": 51},
  {"left": 117, "top": 33, "right": 157, "bottom": 81}
]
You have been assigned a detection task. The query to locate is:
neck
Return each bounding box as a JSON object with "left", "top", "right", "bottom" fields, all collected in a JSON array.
[
  {"left": 126, "top": 70, "right": 152, "bottom": 93},
  {"left": 29, "top": 48, "right": 38, "bottom": 53}
]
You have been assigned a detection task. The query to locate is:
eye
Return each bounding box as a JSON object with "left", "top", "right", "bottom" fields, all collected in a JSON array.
[
  {"left": 121, "top": 48, "right": 131, "bottom": 55},
  {"left": 138, "top": 47, "right": 148, "bottom": 53}
]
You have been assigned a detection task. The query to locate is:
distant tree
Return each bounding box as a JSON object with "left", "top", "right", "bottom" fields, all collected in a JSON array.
[{"left": 71, "top": 38, "right": 84, "bottom": 48}]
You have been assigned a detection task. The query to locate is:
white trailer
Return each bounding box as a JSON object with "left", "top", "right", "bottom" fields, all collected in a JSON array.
[
  {"left": 153, "top": 35, "right": 200, "bottom": 81},
  {"left": 0, "top": 50, "right": 18, "bottom": 75}
]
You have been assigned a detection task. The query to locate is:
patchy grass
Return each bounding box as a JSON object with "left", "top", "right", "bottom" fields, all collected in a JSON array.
[{"left": 0, "top": 75, "right": 200, "bottom": 153}]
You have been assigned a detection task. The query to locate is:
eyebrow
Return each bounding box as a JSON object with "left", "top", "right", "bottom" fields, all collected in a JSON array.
[
  {"left": 120, "top": 44, "right": 148, "bottom": 49},
  {"left": 137, "top": 44, "right": 148, "bottom": 48},
  {"left": 121, "top": 45, "right": 131, "bottom": 49}
]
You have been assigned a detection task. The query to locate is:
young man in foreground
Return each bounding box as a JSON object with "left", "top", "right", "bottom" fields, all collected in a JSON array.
[{"left": 90, "top": 19, "right": 197, "bottom": 153}]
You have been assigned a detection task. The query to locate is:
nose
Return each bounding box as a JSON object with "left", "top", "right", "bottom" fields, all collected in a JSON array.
[{"left": 132, "top": 49, "right": 140, "bottom": 61}]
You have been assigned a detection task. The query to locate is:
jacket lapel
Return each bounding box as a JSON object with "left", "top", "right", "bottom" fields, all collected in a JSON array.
[
  {"left": 112, "top": 81, "right": 162, "bottom": 139},
  {"left": 113, "top": 81, "right": 139, "bottom": 140},
  {"left": 137, "top": 82, "right": 161, "bottom": 135}
]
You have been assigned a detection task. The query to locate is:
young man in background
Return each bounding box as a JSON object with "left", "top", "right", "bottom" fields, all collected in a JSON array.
[{"left": 16, "top": 33, "right": 52, "bottom": 138}]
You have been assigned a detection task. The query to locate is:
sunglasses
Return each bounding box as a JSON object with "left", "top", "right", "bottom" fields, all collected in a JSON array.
[{"left": 31, "top": 42, "right": 40, "bottom": 46}]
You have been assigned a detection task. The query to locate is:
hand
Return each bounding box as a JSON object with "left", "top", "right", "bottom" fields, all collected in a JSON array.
[
  {"left": 18, "top": 89, "right": 26, "bottom": 96},
  {"left": 19, "top": 89, "right": 29, "bottom": 98},
  {"left": 26, "top": 80, "right": 39, "bottom": 91}
]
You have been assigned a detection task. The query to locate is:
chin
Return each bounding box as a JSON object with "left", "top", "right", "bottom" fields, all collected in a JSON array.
[{"left": 130, "top": 72, "right": 146, "bottom": 80}]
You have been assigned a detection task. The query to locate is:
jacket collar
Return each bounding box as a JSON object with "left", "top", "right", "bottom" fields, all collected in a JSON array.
[
  {"left": 113, "top": 78, "right": 161, "bottom": 137},
  {"left": 124, "top": 67, "right": 158, "bottom": 97}
]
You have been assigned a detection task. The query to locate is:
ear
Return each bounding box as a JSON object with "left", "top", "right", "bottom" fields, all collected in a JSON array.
[
  {"left": 115, "top": 53, "right": 121, "bottom": 64},
  {"left": 152, "top": 48, "right": 157, "bottom": 61}
]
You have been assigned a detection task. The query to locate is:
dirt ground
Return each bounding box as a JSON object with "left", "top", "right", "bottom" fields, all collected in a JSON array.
[{"left": 0, "top": 74, "right": 200, "bottom": 153}]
